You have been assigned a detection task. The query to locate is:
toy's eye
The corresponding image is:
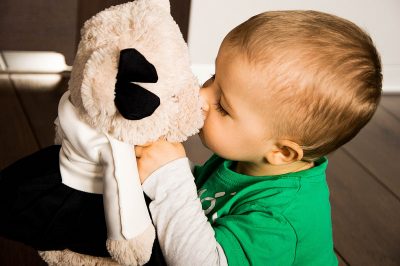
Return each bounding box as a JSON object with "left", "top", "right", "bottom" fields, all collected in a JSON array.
[
  {"left": 116, "top": 48, "right": 158, "bottom": 83},
  {"left": 114, "top": 48, "right": 160, "bottom": 120},
  {"left": 114, "top": 82, "right": 160, "bottom": 120}
]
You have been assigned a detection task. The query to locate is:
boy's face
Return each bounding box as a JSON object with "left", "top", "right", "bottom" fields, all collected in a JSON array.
[{"left": 199, "top": 44, "right": 275, "bottom": 163}]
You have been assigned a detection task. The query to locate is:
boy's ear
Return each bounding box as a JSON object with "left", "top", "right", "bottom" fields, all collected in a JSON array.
[{"left": 265, "top": 140, "right": 304, "bottom": 165}]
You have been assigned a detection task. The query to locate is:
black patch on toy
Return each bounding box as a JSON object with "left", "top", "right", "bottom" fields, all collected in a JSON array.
[{"left": 115, "top": 48, "right": 160, "bottom": 120}]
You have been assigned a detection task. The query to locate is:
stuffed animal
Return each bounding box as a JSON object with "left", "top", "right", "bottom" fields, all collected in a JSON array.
[{"left": 0, "top": 0, "right": 203, "bottom": 265}]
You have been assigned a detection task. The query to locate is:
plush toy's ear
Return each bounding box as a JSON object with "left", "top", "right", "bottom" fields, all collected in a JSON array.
[
  {"left": 150, "top": 0, "right": 170, "bottom": 13},
  {"left": 114, "top": 48, "right": 160, "bottom": 120}
]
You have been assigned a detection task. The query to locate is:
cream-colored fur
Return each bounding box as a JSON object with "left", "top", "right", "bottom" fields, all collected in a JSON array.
[
  {"left": 68, "top": 0, "right": 203, "bottom": 146},
  {"left": 41, "top": 0, "right": 203, "bottom": 265},
  {"left": 106, "top": 225, "right": 155, "bottom": 266},
  {"left": 39, "top": 249, "right": 119, "bottom": 266},
  {"left": 39, "top": 225, "right": 155, "bottom": 266}
]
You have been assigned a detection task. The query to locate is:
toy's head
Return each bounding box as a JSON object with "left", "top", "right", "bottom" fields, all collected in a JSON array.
[{"left": 68, "top": 0, "right": 203, "bottom": 145}]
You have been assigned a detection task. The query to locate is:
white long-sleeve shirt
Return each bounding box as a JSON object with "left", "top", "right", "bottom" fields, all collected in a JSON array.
[{"left": 142, "top": 158, "right": 228, "bottom": 266}]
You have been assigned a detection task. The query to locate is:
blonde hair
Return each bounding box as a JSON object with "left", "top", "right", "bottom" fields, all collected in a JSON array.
[{"left": 225, "top": 10, "right": 382, "bottom": 161}]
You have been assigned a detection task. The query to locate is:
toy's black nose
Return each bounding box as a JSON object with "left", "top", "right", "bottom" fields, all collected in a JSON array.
[{"left": 114, "top": 48, "right": 160, "bottom": 120}]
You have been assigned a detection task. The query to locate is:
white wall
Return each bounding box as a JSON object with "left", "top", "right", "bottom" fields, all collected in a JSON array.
[{"left": 188, "top": 0, "right": 400, "bottom": 92}]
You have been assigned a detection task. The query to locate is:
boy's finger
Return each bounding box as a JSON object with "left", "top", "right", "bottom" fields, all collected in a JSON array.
[{"left": 134, "top": 146, "right": 143, "bottom": 157}]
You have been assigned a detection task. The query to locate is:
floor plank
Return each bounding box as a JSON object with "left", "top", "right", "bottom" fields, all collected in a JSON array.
[
  {"left": 342, "top": 105, "right": 400, "bottom": 198},
  {"left": 327, "top": 150, "right": 400, "bottom": 266},
  {"left": 10, "top": 74, "right": 68, "bottom": 148},
  {"left": 0, "top": 74, "right": 38, "bottom": 169},
  {"left": 0, "top": 237, "right": 46, "bottom": 266}
]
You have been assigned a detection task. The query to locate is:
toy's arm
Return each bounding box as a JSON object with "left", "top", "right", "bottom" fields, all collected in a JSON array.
[
  {"left": 142, "top": 158, "right": 228, "bottom": 266},
  {"left": 100, "top": 135, "right": 155, "bottom": 265}
]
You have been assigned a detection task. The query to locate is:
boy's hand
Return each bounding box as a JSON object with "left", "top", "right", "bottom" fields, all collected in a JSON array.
[{"left": 135, "top": 140, "right": 186, "bottom": 184}]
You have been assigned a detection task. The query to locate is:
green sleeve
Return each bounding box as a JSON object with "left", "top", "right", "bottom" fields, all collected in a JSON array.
[{"left": 213, "top": 206, "right": 296, "bottom": 266}]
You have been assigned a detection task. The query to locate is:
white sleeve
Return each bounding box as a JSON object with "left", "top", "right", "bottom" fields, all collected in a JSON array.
[
  {"left": 101, "top": 136, "right": 152, "bottom": 240},
  {"left": 142, "top": 158, "right": 228, "bottom": 266}
]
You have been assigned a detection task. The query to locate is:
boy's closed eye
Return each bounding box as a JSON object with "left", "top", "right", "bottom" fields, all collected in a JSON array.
[
  {"left": 201, "top": 74, "right": 229, "bottom": 116},
  {"left": 214, "top": 102, "right": 228, "bottom": 116}
]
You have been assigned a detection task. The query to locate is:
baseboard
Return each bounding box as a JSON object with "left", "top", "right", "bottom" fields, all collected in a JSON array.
[{"left": 382, "top": 65, "right": 400, "bottom": 93}]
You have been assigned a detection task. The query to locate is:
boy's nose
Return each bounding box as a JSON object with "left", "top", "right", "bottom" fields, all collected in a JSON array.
[{"left": 199, "top": 88, "right": 210, "bottom": 114}]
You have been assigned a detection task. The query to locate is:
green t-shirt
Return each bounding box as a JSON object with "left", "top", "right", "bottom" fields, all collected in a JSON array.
[{"left": 194, "top": 155, "right": 338, "bottom": 266}]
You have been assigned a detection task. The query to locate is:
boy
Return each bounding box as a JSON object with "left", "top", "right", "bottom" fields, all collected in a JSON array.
[{"left": 136, "top": 10, "right": 382, "bottom": 265}]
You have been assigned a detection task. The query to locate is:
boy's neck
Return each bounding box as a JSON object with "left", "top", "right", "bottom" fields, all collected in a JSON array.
[{"left": 234, "top": 160, "right": 314, "bottom": 176}]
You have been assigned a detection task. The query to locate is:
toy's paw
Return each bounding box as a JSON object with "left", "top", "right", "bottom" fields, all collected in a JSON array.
[
  {"left": 107, "top": 224, "right": 155, "bottom": 266},
  {"left": 38, "top": 249, "right": 118, "bottom": 266}
]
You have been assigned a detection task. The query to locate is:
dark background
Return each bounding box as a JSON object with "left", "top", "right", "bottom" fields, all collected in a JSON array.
[{"left": 0, "top": 0, "right": 191, "bottom": 65}]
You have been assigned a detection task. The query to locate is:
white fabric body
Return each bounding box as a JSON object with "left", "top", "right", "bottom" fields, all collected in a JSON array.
[
  {"left": 142, "top": 158, "right": 228, "bottom": 266},
  {"left": 57, "top": 91, "right": 151, "bottom": 240}
]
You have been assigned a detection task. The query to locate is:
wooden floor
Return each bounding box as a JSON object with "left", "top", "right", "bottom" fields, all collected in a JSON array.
[{"left": 0, "top": 72, "right": 399, "bottom": 266}]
